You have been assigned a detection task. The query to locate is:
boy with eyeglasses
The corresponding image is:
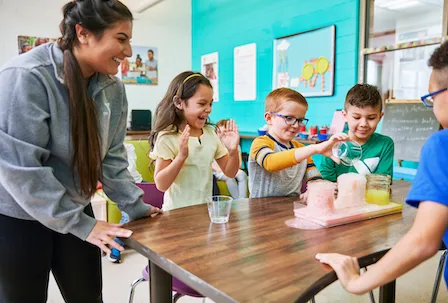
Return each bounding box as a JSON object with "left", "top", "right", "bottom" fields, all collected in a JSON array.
[
  {"left": 248, "top": 88, "right": 348, "bottom": 198},
  {"left": 316, "top": 40, "right": 448, "bottom": 296},
  {"left": 320, "top": 84, "right": 395, "bottom": 182}
]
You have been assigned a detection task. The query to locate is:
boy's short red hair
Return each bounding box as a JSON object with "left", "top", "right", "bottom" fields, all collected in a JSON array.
[{"left": 265, "top": 88, "right": 308, "bottom": 112}]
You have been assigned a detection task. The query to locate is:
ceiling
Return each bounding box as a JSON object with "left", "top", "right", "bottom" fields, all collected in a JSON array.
[
  {"left": 372, "top": 0, "right": 443, "bottom": 32},
  {"left": 120, "top": 0, "right": 165, "bottom": 13}
]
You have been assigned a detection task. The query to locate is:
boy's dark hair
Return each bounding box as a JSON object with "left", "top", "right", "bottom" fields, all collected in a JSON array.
[
  {"left": 429, "top": 41, "right": 448, "bottom": 87},
  {"left": 344, "top": 84, "right": 383, "bottom": 112}
]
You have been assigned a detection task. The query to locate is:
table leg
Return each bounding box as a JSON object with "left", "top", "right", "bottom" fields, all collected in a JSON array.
[
  {"left": 379, "top": 280, "right": 396, "bottom": 303},
  {"left": 149, "top": 260, "right": 172, "bottom": 303}
]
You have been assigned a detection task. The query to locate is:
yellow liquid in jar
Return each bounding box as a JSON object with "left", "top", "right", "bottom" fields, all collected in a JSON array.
[{"left": 365, "top": 189, "right": 390, "bottom": 205}]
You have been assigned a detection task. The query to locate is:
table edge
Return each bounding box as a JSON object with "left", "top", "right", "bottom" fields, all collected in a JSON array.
[
  {"left": 121, "top": 237, "right": 391, "bottom": 303},
  {"left": 121, "top": 237, "right": 239, "bottom": 303}
]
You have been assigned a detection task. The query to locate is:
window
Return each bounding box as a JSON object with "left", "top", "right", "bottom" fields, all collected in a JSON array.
[{"left": 359, "top": 0, "right": 447, "bottom": 101}]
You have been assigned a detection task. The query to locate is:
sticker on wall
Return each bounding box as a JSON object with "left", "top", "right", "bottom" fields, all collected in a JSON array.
[
  {"left": 272, "top": 25, "right": 335, "bottom": 97},
  {"left": 18, "top": 35, "right": 56, "bottom": 55},
  {"left": 118, "top": 45, "right": 158, "bottom": 85},
  {"left": 201, "top": 52, "right": 219, "bottom": 102}
]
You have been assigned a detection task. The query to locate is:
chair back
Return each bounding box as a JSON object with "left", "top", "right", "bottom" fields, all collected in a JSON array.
[{"left": 135, "top": 183, "right": 164, "bottom": 209}]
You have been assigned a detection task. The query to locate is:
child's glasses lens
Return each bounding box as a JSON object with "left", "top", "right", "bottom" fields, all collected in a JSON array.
[
  {"left": 424, "top": 97, "right": 434, "bottom": 108},
  {"left": 285, "top": 117, "right": 304, "bottom": 126}
]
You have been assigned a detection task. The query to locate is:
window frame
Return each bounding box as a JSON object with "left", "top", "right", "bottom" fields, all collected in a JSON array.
[{"left": 358, "top": 0, "right": 448, "bottom": 86}]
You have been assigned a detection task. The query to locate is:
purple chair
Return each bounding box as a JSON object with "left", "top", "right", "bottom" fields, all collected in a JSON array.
[
  {"left": 128, "top": 266, "right": 206, "bottom": 303},
  {"left": 128, "top": 183, "right": 206, "bottom": 303},
  {"left": 135, "top": 182, "right": 164, "bottom": 208}
]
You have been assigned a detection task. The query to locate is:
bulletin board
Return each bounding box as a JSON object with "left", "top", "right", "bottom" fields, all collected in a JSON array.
[{"left": 273, "top": 25, "right": 335, "bottom": 97}]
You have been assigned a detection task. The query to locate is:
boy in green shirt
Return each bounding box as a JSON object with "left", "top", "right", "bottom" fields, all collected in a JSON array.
[{"left": 320, "top": 84, "right": 394, "bottom": 181}]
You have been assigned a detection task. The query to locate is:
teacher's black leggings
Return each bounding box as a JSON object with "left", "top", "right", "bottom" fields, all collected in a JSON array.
[{"left": 0, "top": 205, "right": 102, "bottom": 303}]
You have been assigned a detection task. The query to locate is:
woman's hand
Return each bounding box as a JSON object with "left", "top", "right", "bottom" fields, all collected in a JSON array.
[
  {"left": 218, "top": 120, "right": 240, "bottom": 153},
  {"left": 86, "top": 221, "right": 133, "bottom": 254}
]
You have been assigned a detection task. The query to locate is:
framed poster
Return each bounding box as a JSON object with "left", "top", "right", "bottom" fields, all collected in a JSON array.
[
  {"left": 201, "top": 52, "right": 219, "bottom": 101},
  {"left": 18, "top": 35, "right": 56, "bottom": 54},
  {"left": 120, "top": 46, "right": 158, "bottom": 85},
  {"left": 273, "top": 25, "right": 335, "bottom": 97}
]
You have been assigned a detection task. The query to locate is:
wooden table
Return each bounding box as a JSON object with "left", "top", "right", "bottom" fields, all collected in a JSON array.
[{"left": 122, "top": 181, "right": 414, "bottom": 303}]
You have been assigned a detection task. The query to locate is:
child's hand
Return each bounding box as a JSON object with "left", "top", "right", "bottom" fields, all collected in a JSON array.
[
  {"left": 315, "top": 253, "right": 362, "bottom": 294},
  {"left": 314, "top": 133, "right": 349, "bottom": 163},
  {"left": 299, "top": 190, "right": 308, "bottom": 205},
  {"left": 147, "top": 206, "right": 163, "bottom": 218},
  {"left": 218, "top": 120, "right": 240, "bottom": 153},
  {"left": 178, "top": 125, "right": 190, "bottom": 161}
]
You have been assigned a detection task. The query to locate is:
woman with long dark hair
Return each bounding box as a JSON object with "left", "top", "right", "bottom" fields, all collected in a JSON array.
[{"left": 0, "top": 1, "right": 161, "bottom": 302}]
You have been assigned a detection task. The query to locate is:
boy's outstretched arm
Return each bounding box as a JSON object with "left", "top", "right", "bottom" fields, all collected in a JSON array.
[
  {"left": 250, "top": 134, "right": 348, "bottom": 173},
  {"left": 316, "top": 201, "right": 448, "bottom": 294}
]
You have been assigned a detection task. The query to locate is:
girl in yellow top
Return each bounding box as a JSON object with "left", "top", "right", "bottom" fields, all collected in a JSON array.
[{"left": 149, "top": 71, "right": 240, "bottom": 210}]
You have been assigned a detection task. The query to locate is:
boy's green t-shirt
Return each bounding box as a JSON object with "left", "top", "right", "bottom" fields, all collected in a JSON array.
[{"left": 320, "top": 133, "right": 394, "bottom": 181}]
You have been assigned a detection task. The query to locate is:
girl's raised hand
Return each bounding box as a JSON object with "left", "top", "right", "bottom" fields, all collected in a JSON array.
[
  {"left": 218, "top": 120, "right": 240, "bottom": 152},
  {"left": 178, "top": 125, "right": 190, "bottom": 160}
]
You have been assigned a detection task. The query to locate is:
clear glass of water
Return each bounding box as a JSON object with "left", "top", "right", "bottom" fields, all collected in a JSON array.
[
  {"left": 206, "top": 195, "right": 233, "bottom": 224},
  {"left": 332, "top": 141, "right": 362, "bottom": 166}
]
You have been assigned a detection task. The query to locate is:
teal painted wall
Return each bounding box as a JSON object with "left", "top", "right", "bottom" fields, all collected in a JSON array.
[
  {"left": 192, "top": 0, "right": 360, "bottom": 137},
  {"left": 192, "top": 0, "right": 418, "bottom": 179}
]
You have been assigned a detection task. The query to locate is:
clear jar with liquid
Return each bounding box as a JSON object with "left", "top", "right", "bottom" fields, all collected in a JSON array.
[
  {"left": 332, "top": 141, "right": 362, "bottom": 166},
  {"left": 365, "top": 174, "right": 391, "bottom": 205}
]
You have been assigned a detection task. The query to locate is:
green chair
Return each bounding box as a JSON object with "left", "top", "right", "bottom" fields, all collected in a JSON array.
[
  {"left": 106, "top": 140, "right": 155, "bottom": 223},
  {"left": 126, "top": 139, "right": 154, "bottom": 182}
]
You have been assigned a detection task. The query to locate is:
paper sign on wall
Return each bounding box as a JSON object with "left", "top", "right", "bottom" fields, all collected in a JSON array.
[{"left": 234, "top": 43, "right": 256, "bottom": 101}]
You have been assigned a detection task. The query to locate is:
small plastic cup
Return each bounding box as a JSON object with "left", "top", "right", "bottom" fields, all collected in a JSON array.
[
  {"left": 206, "top": 196, "right": 233, "bottom": 224},
  {"left": 332, "top": 141, "right": 362, "bottom": 166}
]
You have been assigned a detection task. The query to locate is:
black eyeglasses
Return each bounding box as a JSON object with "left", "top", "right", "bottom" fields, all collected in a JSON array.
[
  {"left": 420, "top": 88, "right": 447, "bottom": 108},
  {"left": 269, "top": 112, "right": 309, "bottom": 127}
]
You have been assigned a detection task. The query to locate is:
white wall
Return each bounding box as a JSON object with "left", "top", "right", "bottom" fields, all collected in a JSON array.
[
  {"left": 0, "top": 0, "right": 67, "bottom": 66},
  {"left": 125, "top": 0, "right": 191, "bottom": 124},
  {"left": 0, "top": 0, "right": 192, "bottom": 127}
]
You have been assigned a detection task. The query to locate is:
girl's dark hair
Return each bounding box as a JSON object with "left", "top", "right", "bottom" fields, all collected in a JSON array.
[
  {"left": 58, "top": 0, "right": 133, "bottom": 197},
  {"left": 148, "top": 71, "right": 213, "bottom": 151}
]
